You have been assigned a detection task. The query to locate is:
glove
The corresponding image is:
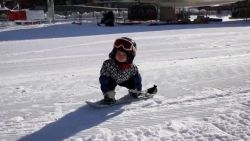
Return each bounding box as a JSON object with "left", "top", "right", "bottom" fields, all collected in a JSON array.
[{"left": 147, "top": 85, "right": 157, "bottom": 94}]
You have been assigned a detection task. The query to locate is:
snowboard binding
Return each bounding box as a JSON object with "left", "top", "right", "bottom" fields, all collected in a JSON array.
[
  {"left": 86, "top": 85, "right": 158, "bottom": 108},
  {"left": 129, "top": 85, "right": 158, "bottom": 99}
]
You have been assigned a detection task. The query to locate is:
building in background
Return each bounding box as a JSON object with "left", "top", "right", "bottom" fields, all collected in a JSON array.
[
  {"left": 1, "top": 0, "right": 248, "bottom": 23},
  {"left": 232, "top": 0, "right": 250, "bottom": 19},
  {"left": 1, "top": 0, "right": 46, "bottom": 10}
]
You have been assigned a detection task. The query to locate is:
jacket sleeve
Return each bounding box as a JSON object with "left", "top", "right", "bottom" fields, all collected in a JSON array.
[{"left": 100, "top": 60, "right": 110, "bottom": 77}]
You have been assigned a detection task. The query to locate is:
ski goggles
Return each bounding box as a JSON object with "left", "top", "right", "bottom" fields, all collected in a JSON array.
[{"left": 114, "top": 38, "right": 136, "bottom": 52}]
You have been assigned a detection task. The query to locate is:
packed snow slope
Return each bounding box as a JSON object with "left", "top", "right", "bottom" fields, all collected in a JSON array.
[{"left": 1, "top": 21, "right": 250, "bottom": 141}]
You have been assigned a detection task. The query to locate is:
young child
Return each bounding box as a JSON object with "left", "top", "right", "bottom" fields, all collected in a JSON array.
[{"left": 99, "top": 37, "right": 142, "bottom": 105}]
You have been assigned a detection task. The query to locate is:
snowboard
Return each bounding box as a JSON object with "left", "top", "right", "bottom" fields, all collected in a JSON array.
[{"left": 86, "top": 85, "right": 157, "bottom": 108}]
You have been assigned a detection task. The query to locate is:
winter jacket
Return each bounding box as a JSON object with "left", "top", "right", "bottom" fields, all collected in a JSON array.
[{"left": 100, "top": 59, "right": 138, "bottom": 84}]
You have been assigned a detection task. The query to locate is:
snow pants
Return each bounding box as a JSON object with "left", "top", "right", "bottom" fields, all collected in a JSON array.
[{"left": 99, "top": 73, "right": 142, "bottom": 94}]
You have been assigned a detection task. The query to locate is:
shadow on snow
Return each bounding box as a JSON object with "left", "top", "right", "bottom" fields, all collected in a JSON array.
[{"left": 18, "top": 103, "right": 124, "bottom": 141}]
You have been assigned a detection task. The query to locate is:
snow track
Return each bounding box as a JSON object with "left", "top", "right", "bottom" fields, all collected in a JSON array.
[
  {"left": 1, "top": 23, "right": 250, "bottom": 140},
  {"left": 82, "top": 88, "right": 250, "bottom": 141}
]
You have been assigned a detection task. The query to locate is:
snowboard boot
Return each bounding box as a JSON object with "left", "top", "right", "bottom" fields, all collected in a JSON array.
[
  {"left": 101, "top": 91, "right": 116, "bottom": 105},
  {"left": 101, "top": 95, "right": 116, "bottom": 105},
  {"left": 129, "top": 85, "right": 158, "bottom": 98},
  {"left": 129, "top": 89, "right": 141, "bottom": 98}
]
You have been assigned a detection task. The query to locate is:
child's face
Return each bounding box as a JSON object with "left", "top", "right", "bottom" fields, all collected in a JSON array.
[{"left": 115, "top": 50, "right": 127, "bottom": 63}]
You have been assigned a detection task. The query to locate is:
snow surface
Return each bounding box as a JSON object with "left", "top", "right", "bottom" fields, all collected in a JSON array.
[{"left": 1, "top": 21, "right": 250, "bottom": 141}]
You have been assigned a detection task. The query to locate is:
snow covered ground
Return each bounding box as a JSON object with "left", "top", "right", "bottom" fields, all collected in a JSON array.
[{"left": 1, "top": 21, "right": 250, "bottom": 141}]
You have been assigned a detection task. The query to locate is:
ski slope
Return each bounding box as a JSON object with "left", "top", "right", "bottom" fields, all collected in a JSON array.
[{"left": 1, "top": 21, "right": 250, "bottom": 141}]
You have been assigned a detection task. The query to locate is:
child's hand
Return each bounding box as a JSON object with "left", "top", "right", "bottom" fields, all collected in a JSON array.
[{"left": 147, "top": 85, "right": 157, "bottom": 94}]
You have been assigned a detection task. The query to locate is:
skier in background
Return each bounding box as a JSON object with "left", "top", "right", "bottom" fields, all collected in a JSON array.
[
  {"left": 98, "top": 10, "right": 114, "bottom": 26},
  {"left": 99, "top": 37, "right": 142, "bottom": 105}
]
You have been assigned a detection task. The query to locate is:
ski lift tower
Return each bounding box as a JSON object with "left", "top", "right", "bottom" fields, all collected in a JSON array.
[
  {"left": 156, "top": 0, "right": 160, "bottom": 21},
  {"left": 47, "top": 0, "right": 55, "bottom": 23}
]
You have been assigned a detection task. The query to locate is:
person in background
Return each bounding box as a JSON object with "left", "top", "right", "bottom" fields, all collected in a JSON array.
[{"left": 98, "top": 10, "right": 114, "bottom": 26}]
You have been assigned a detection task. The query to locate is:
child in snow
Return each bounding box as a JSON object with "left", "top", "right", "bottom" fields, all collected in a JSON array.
[{"left": 99, "top": 37, "right": 142, "bottom": 105}]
